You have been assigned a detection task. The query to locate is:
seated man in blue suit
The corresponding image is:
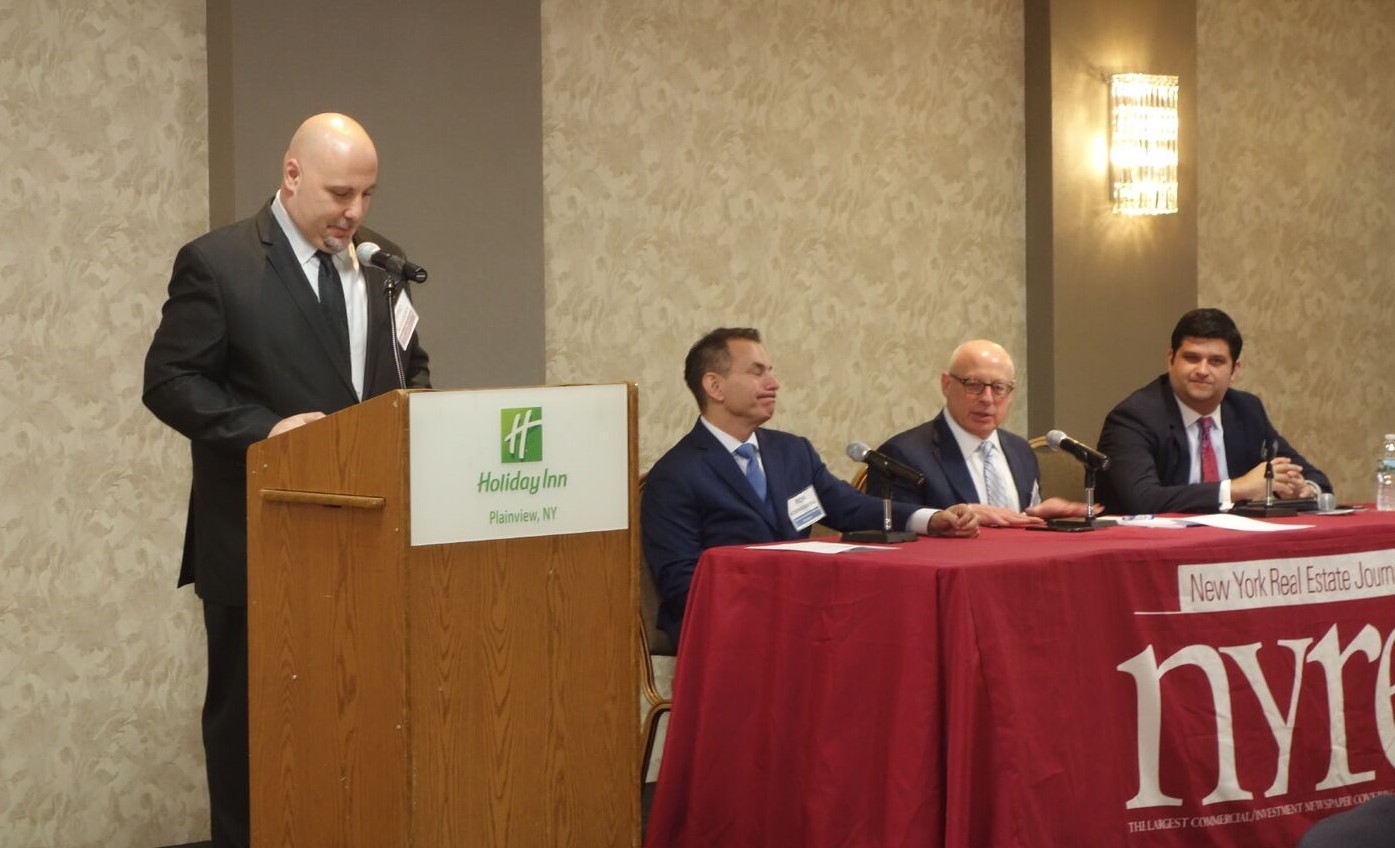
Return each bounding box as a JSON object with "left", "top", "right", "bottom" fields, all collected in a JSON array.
[
  {"left": 642, "top": 327, "right": 979, "bottom": 643},
  {"left": 867, "top": 340, "right": 1092, "bottom": 527},
  {"left": 1097, "top": 308, "right": 1331, "bottom": 514}
]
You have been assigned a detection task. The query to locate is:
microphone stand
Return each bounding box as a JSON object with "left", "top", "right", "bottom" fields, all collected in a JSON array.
[
  {"left": 1233, "top": 442, "right": 1297, "bottom": 517},
  {"left": 1041, "top": 465, "right": 1101, "bottom": 532},
  {"left": 1084, "top": 466, "right": 1098, "bottom": 525},
  {"left": 382, "top": 272, "right": 408, "bottom": 390},
  {"left": 842, "top": 474, "right": 918, "bottom": 544}
]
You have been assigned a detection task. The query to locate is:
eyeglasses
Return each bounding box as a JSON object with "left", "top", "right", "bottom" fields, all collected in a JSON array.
[{"left": 948, "top": 374, "right": 1015, "bottom": 397}]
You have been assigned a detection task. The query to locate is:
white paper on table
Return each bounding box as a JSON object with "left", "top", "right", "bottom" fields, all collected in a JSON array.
[
  {"left": 752, "top": 541, "right": 887, "bottom": 554},
  {"left": 1186, "top": 513, "right": 1314, "bottom": 532},
  {"left": 1106, "top": 516, "right": 1196, "bottom": 529}
]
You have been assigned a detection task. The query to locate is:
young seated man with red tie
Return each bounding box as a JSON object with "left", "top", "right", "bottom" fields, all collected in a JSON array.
[
  {"left": 1096, "top": 308, "right": 1331, "bottom": 515},
  {"left": 641, "top": 327, "right": 978, "bottom": 644}
]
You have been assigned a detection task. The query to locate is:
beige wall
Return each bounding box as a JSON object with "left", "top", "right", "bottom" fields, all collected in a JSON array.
[
  {"left": 4, "top": 1, "right": 1395, "bottom": 845},
  {"left": 0, "top": 1, "right": 210, "bottom": 845},
  {"left": 542, "top": 0, "right": 1030, "bottom": 478},
  {"left": 1197, "top": 0, "right": 1395, "bottom": 500}
]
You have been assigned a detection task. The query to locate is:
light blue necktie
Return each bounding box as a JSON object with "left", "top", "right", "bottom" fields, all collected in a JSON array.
[
  {"left": 980, "top": 440, "right": 1011, "bottom": 508},
  {"left": 734, "top": 443, "right": 768, "bottom": 502}
]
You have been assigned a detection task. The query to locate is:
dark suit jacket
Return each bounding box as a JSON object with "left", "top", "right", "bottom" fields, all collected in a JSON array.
[
  {"left": 143, "top": 204, "right": 431, "bottom": 605},
  {"left": 1297, "top": 795, "right": 1395, "bottom": 848},
  {"left": 642, "top": 421, "right": 917, "bottom": 642},
  {"left": 867, "top": 412, "right": 1038, "bottom": 509},
  {"left": 1097, "top": 376, "right": 1330, "bottom": 515}
]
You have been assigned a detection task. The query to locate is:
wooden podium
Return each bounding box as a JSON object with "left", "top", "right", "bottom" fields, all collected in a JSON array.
[{"left": 246, "top": 386, "right": 639, "bottom": 847}]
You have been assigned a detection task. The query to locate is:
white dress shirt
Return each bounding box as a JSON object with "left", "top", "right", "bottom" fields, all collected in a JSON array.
[{"left": 940, "top": 410, "right": 1034, "bottom": 511}]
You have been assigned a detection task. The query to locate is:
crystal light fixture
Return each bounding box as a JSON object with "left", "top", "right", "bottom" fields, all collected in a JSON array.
[{"left": 1110, "top": 73, "right": 1179, "bottom": 215}]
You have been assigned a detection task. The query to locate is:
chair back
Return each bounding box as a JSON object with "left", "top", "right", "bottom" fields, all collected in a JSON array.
[
  {"left": 639, "top": 556, "right": 676, "bottom": 658},
  {"left": 636, "top": 473, "right": 674, "bottom": 786},
  {"left": 1029, "top": 435, "right": 1088, "bottom": 502}
]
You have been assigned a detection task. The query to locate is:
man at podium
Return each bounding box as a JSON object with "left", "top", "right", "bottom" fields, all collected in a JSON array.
[
  {"left": 142, "top": 112, "right": 430, "bottom": 848},
  {"left": 642, "top": 327, "right": 977, "bottom": 644}
]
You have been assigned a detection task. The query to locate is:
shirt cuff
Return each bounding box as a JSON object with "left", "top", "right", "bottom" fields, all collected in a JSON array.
[
  {"left": 907, "top": 508, "right": 938, "bottom": 535},
  {"left": 1218, "top": 479, "right": 1233, "bottom": 512}
]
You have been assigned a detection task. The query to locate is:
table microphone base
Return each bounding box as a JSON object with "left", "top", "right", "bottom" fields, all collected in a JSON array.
[
  {"left": 1037, "top": 517, "right": 1099, "bottom": 532},
  {"left": 842, "top": 529, "right": 919, "bottom": 544},
  {"left": 1231, "top": 502, "right": 1297, "bottom": 518}
]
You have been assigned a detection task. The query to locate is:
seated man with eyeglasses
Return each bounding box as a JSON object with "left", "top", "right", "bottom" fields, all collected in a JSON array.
[
  {"left": 867, "top": 339, "right": 1093, "bottom": 527},
  {"left": 1097, "top": 308, "right": 1331, "bottom": 514}
]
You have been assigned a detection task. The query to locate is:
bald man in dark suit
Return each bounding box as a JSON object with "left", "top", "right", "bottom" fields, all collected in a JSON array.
[{"left": 143, "top": 113, "right": 429, "bottom": 847}]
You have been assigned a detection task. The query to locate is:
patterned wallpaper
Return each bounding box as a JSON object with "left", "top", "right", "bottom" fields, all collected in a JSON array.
[
  {"left": 0, "top": 1, "right": 209, "bottom": 846},
  {"left": 1197, "top": 0, "right": 1395, "bottom": 501},
  {"left": 541, "top": 0, "right": 1030, "bottom": 478}
]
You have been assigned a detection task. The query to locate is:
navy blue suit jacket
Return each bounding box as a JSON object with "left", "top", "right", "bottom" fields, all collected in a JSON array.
[
  {"left": 642, "top": 421, "right": 916, "bottom": 642},
  {"left": 1097, "top": 376, "right": 1331, "bottom": 514},
  {"left": 867, "top": 412, "right": 1037, "bottom": 509}
]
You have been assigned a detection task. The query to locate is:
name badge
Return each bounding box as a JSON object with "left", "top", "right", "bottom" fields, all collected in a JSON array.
[
  {"left": 787, "top": 485, "right": 826, "bottom": 532},
  {"left": 395, "top": 291, "right": 420, "bottom": 349}
]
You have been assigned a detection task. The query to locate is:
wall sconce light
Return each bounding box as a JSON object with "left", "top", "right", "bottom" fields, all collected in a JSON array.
[{"left": 1110, "top": 73, "right": 1179, "bottom": 215}]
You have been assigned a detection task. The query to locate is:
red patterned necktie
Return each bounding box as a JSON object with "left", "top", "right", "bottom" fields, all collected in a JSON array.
[{"left": 1198, "top": 417, "right": 1219, "bottom": 483}]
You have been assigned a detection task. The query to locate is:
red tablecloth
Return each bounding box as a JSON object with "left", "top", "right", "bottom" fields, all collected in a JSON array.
[{"left": 645, "top": 511, "right": 1395, "bottom": 847}]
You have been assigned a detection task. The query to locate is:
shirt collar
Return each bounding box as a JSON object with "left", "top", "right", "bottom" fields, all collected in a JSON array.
[
  {"left": 699, "top": 415, "right": 757, "bottom": 455},
  {"left": 941, "top": 408, "right": 1001, "bottom": 457},
  {"left": 271, "top": 191, "right": 322, "bottom": 266},
  {"left": 1173, "top": 394, "right": 1224, "bottom": 433}
]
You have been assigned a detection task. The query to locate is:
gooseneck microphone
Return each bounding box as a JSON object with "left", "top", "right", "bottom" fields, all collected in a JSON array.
[
  {"left": 356, "top": 242, "right": 428, "bottom": 283},
  {"left": 1046, "top": 430, "right": 1110, "bottom": 470},
  {"left": 847, "top": 441, "right": 927, "bottom": 486}
]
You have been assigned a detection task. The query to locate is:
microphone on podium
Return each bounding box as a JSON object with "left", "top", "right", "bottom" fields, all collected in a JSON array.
[{"left": 356, "top": 242, "right": 429, "bottom": 283}]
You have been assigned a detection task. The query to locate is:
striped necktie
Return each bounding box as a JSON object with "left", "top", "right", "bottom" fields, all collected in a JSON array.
[{"left": 980, "top": 440, "right": 1011, "bottom": 508}]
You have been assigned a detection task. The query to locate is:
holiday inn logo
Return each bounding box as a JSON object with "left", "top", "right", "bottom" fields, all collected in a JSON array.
[{"left": 501, "top": 407, "right": 543, "bottom": 463}]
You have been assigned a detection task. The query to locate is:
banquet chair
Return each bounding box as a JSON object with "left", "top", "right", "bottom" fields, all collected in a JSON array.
[
  {"left": 1029, "top": 434, "right": 1088, "bottom": 502},
  {"left": 637, "top": 475, "right": 676, "bottom": 787}
]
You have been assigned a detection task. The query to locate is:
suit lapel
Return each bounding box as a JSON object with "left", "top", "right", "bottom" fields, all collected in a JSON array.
[
  {"left": 693, "top": 425, "right": 779, "bottom": 531},
  {"left": 752, "top": 431, "right": 784, "bottom": 531},
  {"left": 259, "top": 209, "right": 356, "bottom": 397},
  {"left": 1001, "top": 438, "right": 1035, "bottom": 505},
  {"left": 1220, "top": 394, "right": 1258, "bottom": 473},
  {"left": 359, "top": 258, "right": 396, "bottom": 394},
  {"left": 1156, "top": 378, "right": 1193, "bottom": 486},
  {"left": 932, "top": 414, "right": 980, "bottom": 504}
]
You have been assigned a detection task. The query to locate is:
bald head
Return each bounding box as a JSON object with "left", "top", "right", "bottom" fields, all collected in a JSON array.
[
  {"left": 947, "top": 340, "right": 1014, "bottom": 376},
  {"left": 941, "top": 339, "right": 1017, "bottom": 439},
  {"left": 280, "top": 113, "right": 379, "bottom": 252}
]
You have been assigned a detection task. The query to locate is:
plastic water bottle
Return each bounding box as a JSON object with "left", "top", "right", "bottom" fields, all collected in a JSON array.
[{"left": 1379, "top": 433, "right": 1395, "bottom": 511}]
